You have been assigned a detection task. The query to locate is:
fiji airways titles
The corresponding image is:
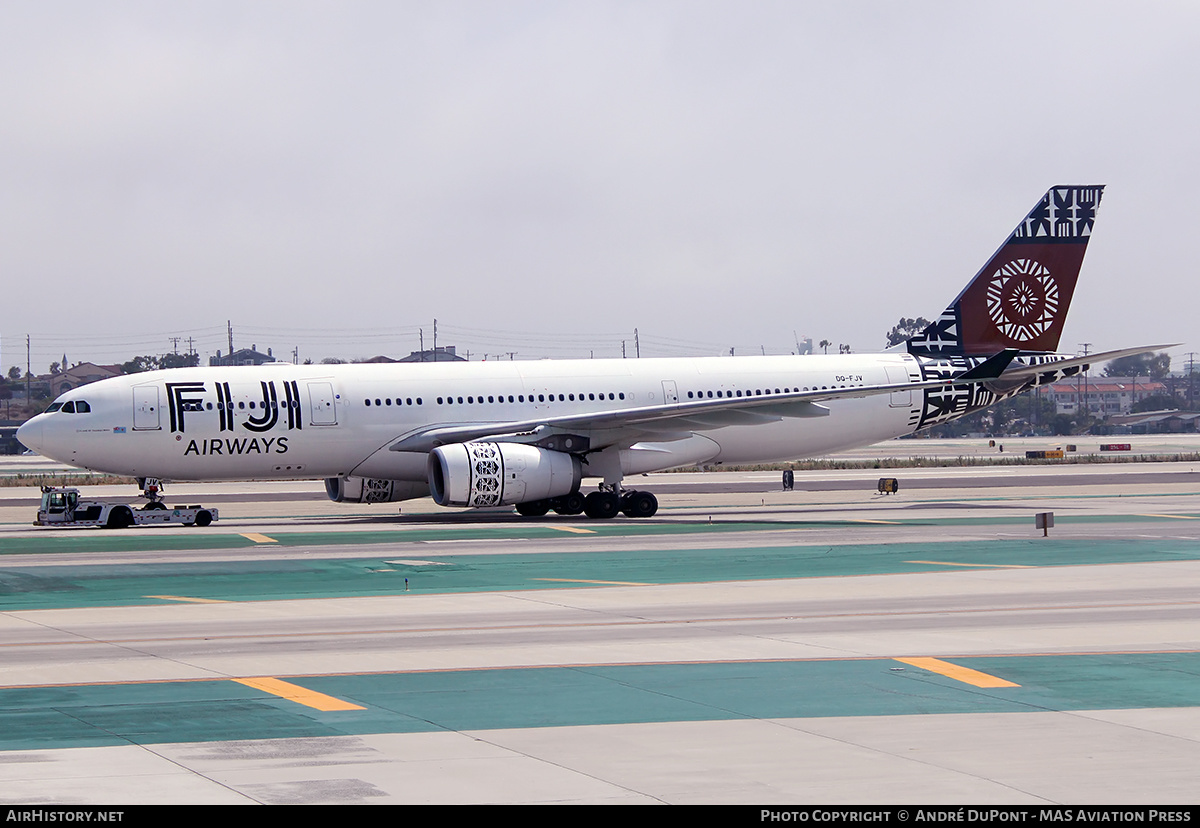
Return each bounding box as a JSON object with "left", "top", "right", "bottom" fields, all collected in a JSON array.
[{"left": 182, "top": 436, "right": 290, "bottom": 456}]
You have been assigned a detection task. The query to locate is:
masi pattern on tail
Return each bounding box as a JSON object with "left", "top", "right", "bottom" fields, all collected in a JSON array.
[{"left": 906, "top": 186, "right": 1104, "bottom": 358}]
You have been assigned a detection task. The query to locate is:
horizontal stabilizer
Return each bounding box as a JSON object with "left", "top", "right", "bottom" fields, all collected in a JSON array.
[
  {"left": 956, "top": 349, "right": 1020, "bottom": 381},
  {"left": 998, "top": 344, "right": 1180, "bottom": 382}
]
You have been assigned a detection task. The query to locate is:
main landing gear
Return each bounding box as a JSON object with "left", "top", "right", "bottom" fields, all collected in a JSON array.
[
  {"left": 514, "top": 492, "right": 584, "bottom": 517},
  {"left": 618, "top": 489, "right": 658, "bottom": 519},
  {"left": 515, "top": 486, "right": 658, "bottom": 520}
]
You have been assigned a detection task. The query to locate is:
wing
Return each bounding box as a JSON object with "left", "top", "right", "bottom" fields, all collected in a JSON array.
[{"left": 387, "top": 372, "right": 992, "bottom": 454}]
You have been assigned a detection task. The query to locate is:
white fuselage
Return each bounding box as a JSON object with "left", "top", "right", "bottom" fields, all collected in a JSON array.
[{"left": 18, "top": 354, "right": 925, "bottom": 483}]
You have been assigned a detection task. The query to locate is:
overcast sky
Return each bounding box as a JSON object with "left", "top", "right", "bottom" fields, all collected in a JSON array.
[{"left": 2, "top": 1, "right": 1196, "bottom": 372}]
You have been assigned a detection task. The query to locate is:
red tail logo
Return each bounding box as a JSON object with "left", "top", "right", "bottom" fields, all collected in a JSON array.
[{"left": 908, "top": 186, "right": 1103, "bottom": 357}]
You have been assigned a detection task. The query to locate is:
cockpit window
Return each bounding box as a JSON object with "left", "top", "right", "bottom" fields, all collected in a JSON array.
[{"left": 45, "top": 400, "right": 90, "bottom": 414}]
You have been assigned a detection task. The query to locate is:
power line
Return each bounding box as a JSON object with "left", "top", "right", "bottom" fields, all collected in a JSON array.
[{"left": 8, "top": 319, "right": 834, "bottom": 367}]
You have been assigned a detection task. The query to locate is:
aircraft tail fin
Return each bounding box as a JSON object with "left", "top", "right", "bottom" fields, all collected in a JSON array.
[{"left": 906, "top": 185, "right": 1105, "bottom": 357}]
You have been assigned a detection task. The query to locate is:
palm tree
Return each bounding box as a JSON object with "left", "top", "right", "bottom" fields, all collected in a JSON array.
[{"left": 819, "top": 339, "right": 831, "bottom": 354}]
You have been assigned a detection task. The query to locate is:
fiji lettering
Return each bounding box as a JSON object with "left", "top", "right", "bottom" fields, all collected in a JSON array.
[{"left": 167, "top": 380, "right": 304, "bottom": 435}]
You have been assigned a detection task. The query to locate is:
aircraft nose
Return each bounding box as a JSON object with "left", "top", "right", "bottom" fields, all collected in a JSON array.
[{"left": 16, "top": 418, "right": 43, "bottom": 455}]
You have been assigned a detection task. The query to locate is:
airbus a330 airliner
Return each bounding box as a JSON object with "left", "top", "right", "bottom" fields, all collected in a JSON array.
[{"left": 18, "top": 186, "right": 1163, "bottom": 519}]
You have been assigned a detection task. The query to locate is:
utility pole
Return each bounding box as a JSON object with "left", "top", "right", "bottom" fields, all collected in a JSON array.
[
  {"left": 1187, "top": 352, "right": 1198, "bottom": 409},
  {"left": 1079, "top": 343, "right": 1092, "bottom": 418},
  {"left": 433, "top": 319, "right": 437, "bottom": 355},
  {"left": 227, "top": 321, "right": 234, "bottom": 356},
  {"left": 634, "top": 328, "right": 640, "bottom": 358},
  {"left": 26, "top": 334, "right": 31, "bottom": 410},
  {"left": 168, "top": 337, "right": 181, "bottom": 355}
]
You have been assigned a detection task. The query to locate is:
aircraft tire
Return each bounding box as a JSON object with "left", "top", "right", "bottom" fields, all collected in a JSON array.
[
  {"left": 515, "top": 500, "right": 551, "bottom": 517},
  {"left": 551, "top": 492, "right": 585, "bottom": 515},
  {"left": 622, "top": 491, "right": 658, "bottom": 518},
  {"left": 583, "top": 491, "right": 620, "bottom": 519}
]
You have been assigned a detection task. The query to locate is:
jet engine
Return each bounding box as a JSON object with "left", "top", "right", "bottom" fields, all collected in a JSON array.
[
  {"left": 325, "top": 476, "right": 429, "bottom": 504},
  {"left": 428, "top": 442, "right": 582, "bottom": 508}
]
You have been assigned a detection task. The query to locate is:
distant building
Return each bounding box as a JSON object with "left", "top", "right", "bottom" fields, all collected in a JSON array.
[
  {"left": 38, "top": 362, "right": 124, "bottom": 397},
  {"left": 210, "top": 345, "right": 277, "bottom": 366},
  {"left": 1044, "top": 376, "right": 1166, "bottom": 417},
  {"left": 397, "top": 345, "right": 465, "bottom": 363},
  {"left": 1109, "top": 410, "right": 1200, "bottom": 434}
]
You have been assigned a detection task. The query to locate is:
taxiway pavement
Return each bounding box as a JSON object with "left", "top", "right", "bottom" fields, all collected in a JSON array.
[{"left": 1, "top": 442, "right": 1199, "bottom": 804}]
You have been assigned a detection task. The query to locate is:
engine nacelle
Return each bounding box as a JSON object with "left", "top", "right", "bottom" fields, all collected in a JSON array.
[
  {"left": 325, "top": 476, "right": 429, "bottom": 504},
  {"left": 428, "top": 442, "right": 582, "bottom": 508}
]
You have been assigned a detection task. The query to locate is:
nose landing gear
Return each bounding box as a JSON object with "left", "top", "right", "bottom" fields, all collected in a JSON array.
[{"left": 139, "top": 477, "right": 168, "bottom": 510}]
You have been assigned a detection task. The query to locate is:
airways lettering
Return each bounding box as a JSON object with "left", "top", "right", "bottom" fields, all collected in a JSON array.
[{"left": 184, "top": 436, "right": 289, "bottom": 456}]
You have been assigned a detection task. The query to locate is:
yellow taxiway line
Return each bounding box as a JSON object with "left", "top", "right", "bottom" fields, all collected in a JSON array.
[
  {"left": 234, "top": 677, "right": 365, "bottom": 711},
  {"left": 895, "top": 657, "right": 1020, "bottom": 688},
  {"left": 145, "top": 595, "right": 229, "bottom": 604},
  {"left": 906, "top": 560, "right": 1033, "bottom": 569},
  {"left": 534, "top": 578, "right": 652, "bottom": 586}
]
